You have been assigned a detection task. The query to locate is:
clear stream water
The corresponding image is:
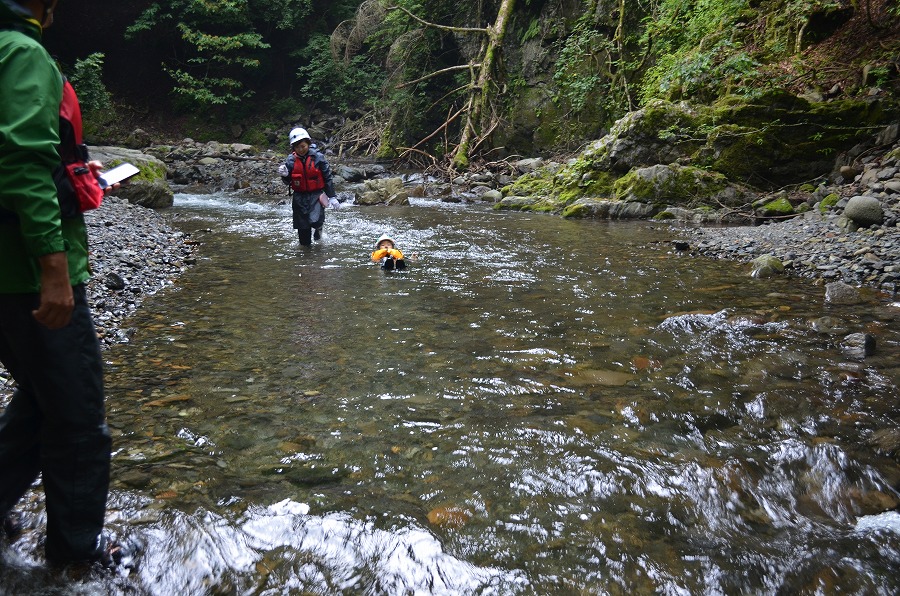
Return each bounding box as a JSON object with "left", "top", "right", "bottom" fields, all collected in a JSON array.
[{"left": 2, "top": 192, "right": 899, "bottom": 595}]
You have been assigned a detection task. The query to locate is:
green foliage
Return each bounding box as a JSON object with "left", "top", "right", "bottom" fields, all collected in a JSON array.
[
  {"left": 521, "top": 18, "right": 541, "bottom": 43},
  {"left": 638, "top": 0, "right": 762, "bottom": 104},
  {"left": 552, "top": 20, "right": 605, "bottom": 113},
  {"left": 254, "top": 0, "right": 314, "bottom": 30},
  {"left": 164, "top": 21, "right": 269, "bottom": 107},
  {"left": 867, "top": 65, "right": 892, "bottom": 87},
  {"left": 294, "top": 34, "right": 384, "bottom": 112},
  {"left": 165, "top": 68, "right": 247, "bottom": 106},
  {"left": 126, "top": 0, "right": 312, "bottom": 110},
  {"left": 69, "top": 53, "right": 112, "bottom": 114}
]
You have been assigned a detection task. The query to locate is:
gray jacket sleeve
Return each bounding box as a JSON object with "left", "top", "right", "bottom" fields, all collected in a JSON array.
[{"left": 314, "top": 152, "right": 337, "bottom": 199}]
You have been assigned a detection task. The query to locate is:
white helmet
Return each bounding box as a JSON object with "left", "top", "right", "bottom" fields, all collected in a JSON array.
[
  {"left": 375, "top": 234, "right": 395, "bottom": 249},
  {"left": 289, "top": 127, "right": 311, "bottom": 146}
]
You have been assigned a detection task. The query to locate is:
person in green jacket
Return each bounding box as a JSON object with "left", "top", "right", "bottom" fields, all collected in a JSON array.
[{"left": 0, "top": 0, "right": 118, "bottom": 567}]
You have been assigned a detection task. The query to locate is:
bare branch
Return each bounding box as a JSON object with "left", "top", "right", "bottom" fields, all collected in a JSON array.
[
  {"left": 406, "top": 105, "right": 467, "bottom": 152},
  {"left": 331, "top": 0, "right": 388, "bottom": 63},
  {"left": 386, "top": 4, "right": 489, "bottom": 34},
  {"left": 397, "top": 64, "right": 483, "bottom": 88}
]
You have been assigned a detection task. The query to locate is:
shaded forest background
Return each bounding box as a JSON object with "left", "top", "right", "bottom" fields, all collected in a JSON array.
[{"left": 43, "top": 0, "right": 900, "bottom": 167}]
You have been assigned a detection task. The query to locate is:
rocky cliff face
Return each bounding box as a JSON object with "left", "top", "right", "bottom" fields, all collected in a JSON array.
[{"left": 500, "top": 95, "right": 900, "bottom": 221}]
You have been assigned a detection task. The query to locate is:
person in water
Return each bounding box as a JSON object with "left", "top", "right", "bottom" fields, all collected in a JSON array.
[
  {"left": 371, "top": 234, "right": 406, "bottom": 271},
  {"left": 277, "top": 127, "right": 339, "bottom": 246}
]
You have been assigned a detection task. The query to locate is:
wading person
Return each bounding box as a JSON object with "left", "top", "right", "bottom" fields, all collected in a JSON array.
[
  {"left": 277, "top": 127, "right": 340, "bottom": 246},
  {"left": 0, "top": 0, "right": 119, "bottom": 567}
]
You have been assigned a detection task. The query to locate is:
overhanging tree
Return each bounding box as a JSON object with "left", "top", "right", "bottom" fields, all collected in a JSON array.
[{"left": 334, "top": 0, "right": 516, "bottom": 170}]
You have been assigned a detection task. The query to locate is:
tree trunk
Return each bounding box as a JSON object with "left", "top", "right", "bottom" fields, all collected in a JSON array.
[{"left": 452, "top": 0, "right": 516, "bottom": 170}]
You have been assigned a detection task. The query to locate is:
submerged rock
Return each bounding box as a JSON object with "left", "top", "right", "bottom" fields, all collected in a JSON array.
[
  {"left": 841, "top": 332, "right": 876, "bottom": 359},
  {"left": 750, "top": 254, "right": 784, "bottom": 278},
  {"left": 825, "top": 281, "right": 863, "bottom": 305}
]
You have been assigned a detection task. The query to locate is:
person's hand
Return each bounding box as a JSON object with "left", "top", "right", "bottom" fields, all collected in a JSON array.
[
  {"left": 329, "top": 197, "right": 340, "bottom": 209},
  {"left": 277, "top": 164, "right": 289, "bottom": 177},
  {"left": 88, "top": 160, "right": 120, "bottom": 194},
  {"left": 33, "top": 252, "right": 74, "bottom": 329}
]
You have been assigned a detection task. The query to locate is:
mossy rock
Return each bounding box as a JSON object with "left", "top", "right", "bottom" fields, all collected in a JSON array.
[
  {"left": 495, "top": 196, "right": 540, "bottom": 211},
  {"left": 499, "top": 93, "right": 898, "bottom": 220},
  {"left": 750, "top": 254, "right": 785, "bottom": 278},
  {"left": 702, "top": 94, "right": 898, "bottom": 187},
  {"left": 819, "top": 193, "right": 841, "bottom": 213},
  {"left": 561, "top": 198, "right": 655, "bottom": 219},
  {"left": 504, "top": 171, "right": 555, "bottom": 199},
  {"left": 562, "top": 198, "right": 615, "bottom": 218},
  {"left": 88, "top": 146, "right": 173, "bottom": 208},
  {"left": 758, "top": 197, "right": 794, "bottom": 216},
  {"left": 613, "top": 163, "right": 743, "bottom": 209},
  {"left": 499, "top": 160, "right": 606, "bottom": 213}
]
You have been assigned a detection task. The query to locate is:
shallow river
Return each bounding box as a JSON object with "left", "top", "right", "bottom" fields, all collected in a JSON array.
[{"left": 3, "top": 192, "right": 900, "bottom": 595}]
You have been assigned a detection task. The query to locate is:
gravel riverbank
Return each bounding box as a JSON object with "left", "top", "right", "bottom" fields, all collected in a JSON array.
[
  {"left": 0, "top": 197, "right": 195, "bottom": 389},
  {"left": 684, "top": 138, "right": 900, "bottom": 298},
  {"left": 84, "top": 197, "right": 197, "bottom": 349},
  {"left": 685, "top": 211, "right": 900, "bottom": 297}
]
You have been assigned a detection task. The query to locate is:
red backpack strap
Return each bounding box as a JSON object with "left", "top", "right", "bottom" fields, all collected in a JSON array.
[{"left": 59, "top": 78, "right": 84, "bottom": 145}]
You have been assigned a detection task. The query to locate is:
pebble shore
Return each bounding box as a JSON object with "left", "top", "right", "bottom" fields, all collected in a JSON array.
[
  {"left": 84, "top": 196, "right": 197, "bottom": 349},
  {"left": 686, "top": 211, "right": 900, "bottom": 296},
  {"left": 0, "top": 197, "right": 194, "bottom": 389},
  {"left": 684, "top": 138, "right": 900, "bottom": 297}
]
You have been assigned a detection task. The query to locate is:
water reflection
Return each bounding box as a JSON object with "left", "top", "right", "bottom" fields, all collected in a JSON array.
[{"left": 2, "top": 192, "right": 898, "bottom": 594}]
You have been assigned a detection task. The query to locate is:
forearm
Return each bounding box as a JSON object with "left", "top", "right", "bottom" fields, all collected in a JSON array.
[
  {"left": 372, "top": 249, "right": 388, "bottom": 262},
  {"left": 34, "top": 251, "right": 74, "bottom": 329}
]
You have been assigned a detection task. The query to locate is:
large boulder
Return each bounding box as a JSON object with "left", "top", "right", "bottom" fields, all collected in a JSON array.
[
  {"left": 354, "top": 178, "right": 410, "bottom": 206},
  {"left": 88, "top": 146, "right": 173, "bottom": 209},
  {"left": 844, "top": 195, "right": 884, "bottom": 227},
  {"left": 613, "top": 163, "right": 751, "bottom": 208},
  {"left": 561, "top": 198, "right": 655, "bottom": 219}
]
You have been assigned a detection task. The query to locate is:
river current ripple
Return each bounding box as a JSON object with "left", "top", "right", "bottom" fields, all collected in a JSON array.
[{"left": 2, "top": 192, "right": 899, "bottom": 595}]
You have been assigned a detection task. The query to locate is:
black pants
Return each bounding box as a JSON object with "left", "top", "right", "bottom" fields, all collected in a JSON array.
[
  {"left": 292, "top": 191, "right": 324, "bottom": 246},
  {"left": 0, "top": 284, "right": 110, "bottom": 563}
]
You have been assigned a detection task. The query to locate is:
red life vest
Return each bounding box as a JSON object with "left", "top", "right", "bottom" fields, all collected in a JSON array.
[{"left": 289, "top": 152, "right": 326, "bottom": 193}]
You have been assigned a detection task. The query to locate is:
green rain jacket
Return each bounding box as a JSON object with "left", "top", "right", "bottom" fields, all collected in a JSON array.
[{"left": 0, "top": 2, "right": 90, "bottom": 293}]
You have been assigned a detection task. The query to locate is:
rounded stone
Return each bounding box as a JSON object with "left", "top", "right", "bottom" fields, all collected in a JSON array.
[{"left": 844, "top": 195, "right": 883, "bottom": 227}]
